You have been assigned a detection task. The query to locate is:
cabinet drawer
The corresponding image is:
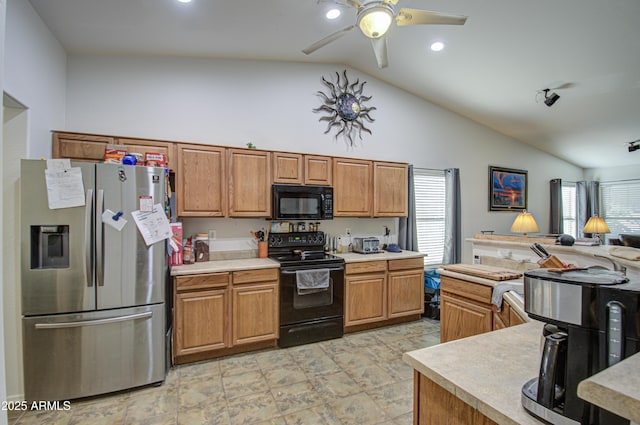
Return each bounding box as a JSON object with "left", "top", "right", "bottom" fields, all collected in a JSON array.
[
  {"left": 175, "top": 273, "right": 229, "bottom": 292},
  {"left": 440, "top": 276, "right": 492, "bottom": 304},
  {"left": 345, "top": 261, "right": 387, "bottom": 275},
  {"left": 388, "top": 257, "right": 424, "bottom": 271},
  {"left": 233, "top": 268, "right": 279, "bottom": 284}
]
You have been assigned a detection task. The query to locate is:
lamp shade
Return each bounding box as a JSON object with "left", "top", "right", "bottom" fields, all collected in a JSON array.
[
  {"left": 510, "top": 211, "right": 540, "bottom": 235},
  {"left": 583, "top": 215, "right": 610, "bottom": 234},
  {"left": 357, "top": 4, "right": 393, "bottom": 38}
]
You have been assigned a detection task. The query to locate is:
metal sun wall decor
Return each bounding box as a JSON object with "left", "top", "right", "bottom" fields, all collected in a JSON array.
[{"left": 313, "top": 70, "right": 376, "bottom": 148}]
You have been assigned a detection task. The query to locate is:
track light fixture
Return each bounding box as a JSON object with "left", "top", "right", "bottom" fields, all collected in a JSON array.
[
  {"left": 542, "top": 89, "right": 560, "bottom": 107},
  {"left": 628, "top": 140, "right": 640, "bottom": 152}
]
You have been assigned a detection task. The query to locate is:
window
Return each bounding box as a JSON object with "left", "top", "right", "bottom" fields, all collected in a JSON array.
[
  {"left": 414, "top": 169, "right": 445, "bottom": 265},
  {"left": 601, "top": 180, "right": 640, "bottom": 240},
  {"left": 561, "top": 182, "right": 577, "bottom": 238}
]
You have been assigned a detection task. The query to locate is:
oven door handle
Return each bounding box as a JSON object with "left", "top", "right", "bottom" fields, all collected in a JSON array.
[{"left": 281, "top": 267, "right": 344, "bottom": 274}]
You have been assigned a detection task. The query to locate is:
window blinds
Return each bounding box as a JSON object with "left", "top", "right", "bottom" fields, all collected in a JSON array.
[
  {"left": 601, "top": 180, "right": 640, "bottom": 237},
  {"left": 414, "top": 169, "right": 445, "bottom": 265}
]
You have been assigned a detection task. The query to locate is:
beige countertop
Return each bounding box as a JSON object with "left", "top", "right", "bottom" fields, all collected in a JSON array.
[
  {"left": 335, "top": 250, "right": 425, "bottom": 263},
  {"left": 577, "top": 352, "right": 640, "bottom": 424},
  {"left": 171, "top": 250, "right": 425, "bottom": 276},
  {"left": 404, "top": 321, "right": 546, "bottom": 425},
  {"left": 170, "top": 258, "right": 280, "bottom": 276}
]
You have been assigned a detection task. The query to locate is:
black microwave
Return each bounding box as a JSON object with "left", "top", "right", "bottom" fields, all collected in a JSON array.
[{"left": 272, "top": 184, "right": 333, "bottom": 220}]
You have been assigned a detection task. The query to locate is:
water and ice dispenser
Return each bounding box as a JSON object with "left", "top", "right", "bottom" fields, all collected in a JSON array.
[{"left": 30, "top": 225, "right": 70, "bottom": 269}]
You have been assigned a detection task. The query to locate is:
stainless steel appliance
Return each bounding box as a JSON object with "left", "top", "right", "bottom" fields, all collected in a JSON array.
[
  {"left": 353, "top": 237, "right": 380, "bottom": 254},
  {"left": 268, "top": 231, "right": 344, "bottom": 347},
  {"left": 272, "top": 184, "right": 333, "bottom": 220},
  {"left": 21, "top": 159, "right": 168, "bottom": 401},
  {"left": 521, "top": 268, "right": 639, "bottom": 425}
]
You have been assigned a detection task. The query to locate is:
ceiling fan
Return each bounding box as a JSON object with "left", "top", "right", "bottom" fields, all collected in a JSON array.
[{"left": 302, "top": 0, "right": 467, "bottom": 69}]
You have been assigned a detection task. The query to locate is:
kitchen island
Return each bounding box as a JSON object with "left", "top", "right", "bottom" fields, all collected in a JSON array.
[{"left": 404, "top": 318, "right": 640, "bottom": 425}]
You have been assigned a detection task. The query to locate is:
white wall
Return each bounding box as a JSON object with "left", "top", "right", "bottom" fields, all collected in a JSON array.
[
  {"left": 584, "top": 164, "right": 640, "bottom": 182},
  {"left": 2, "top": 0, "right": 67, "bottom": 403},
  {"left": 65, "top": 54, "right": 584, "bottom": 261}
]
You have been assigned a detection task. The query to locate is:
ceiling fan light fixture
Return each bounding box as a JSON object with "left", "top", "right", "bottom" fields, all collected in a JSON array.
[{"left": 357, "top": 4, "right": 394, "bottom": 38}]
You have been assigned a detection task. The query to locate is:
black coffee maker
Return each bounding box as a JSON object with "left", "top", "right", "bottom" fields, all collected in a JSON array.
[{"left": 522, "top": 268, "right": 639, "bottom": 425}]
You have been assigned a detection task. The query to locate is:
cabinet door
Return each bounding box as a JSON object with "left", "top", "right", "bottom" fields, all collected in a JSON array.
[
  {"left": 228, "top": 149, "right": 271, "bottom": 217},
  {"left": 52, "top": 132, "right": 115, "bottom": 162},
  {"left": 117, "top": 138, "right": 176, "bottom": 171},
  {"left": 174, "top": 289, "right": 229, "bottom": 357},
  {"left": 373, "top": 161, "right": 408, "bottom": 217},
  {"left": 273, "top": 152, "right": 303, "bottom": 184},
  {"left": 345, "top": 273, "right": 386, "bottom": 326},
  {"left": 333, "top": 158, "right": 372, "bottom": 217},
  {"left": 304, "top": 155, "right": 332, "bottom": 186},
  {"left": 176, "top": 144, "right": 226, "bottom": 217},
  {"left": 440, "top": 293, "right": 493, "bottom": 343},
  {"left": 388, "top": 269, "right": 424, "bottom": 318},
  {"left": 232, "top": 282, "right": 279, "bottom": 345}
]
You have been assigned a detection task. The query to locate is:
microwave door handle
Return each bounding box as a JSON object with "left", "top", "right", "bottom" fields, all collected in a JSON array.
[
  {"left": 85, "top": 189, "right": 94, "bottom": 287},
  {"left": 96, "top": 189, "right": 105, "bottom": 287}
]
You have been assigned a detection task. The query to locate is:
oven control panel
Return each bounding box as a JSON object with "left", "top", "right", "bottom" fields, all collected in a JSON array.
[{"left": 268, "top": 231, "right": 325, "bottom": 248}]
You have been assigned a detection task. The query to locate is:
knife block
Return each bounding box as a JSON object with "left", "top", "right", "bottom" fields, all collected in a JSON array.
[{"left": 537, "top": 255, "right": 565, "bottom": 269}]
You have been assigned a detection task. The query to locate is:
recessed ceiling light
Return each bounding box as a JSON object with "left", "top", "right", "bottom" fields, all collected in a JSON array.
[
  {"left": 430, "top": 41, "right": 444, "bottom": 52},
  {"left": 326, "top": 9, "right": 341, "bottom": 20},
  {"left": 177, "top": 0, "right": 192, "bottom": 3}
]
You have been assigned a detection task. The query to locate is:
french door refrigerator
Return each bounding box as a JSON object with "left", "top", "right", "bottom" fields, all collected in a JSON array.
[{"left": 20, "top": 159, "right": 167, "bottom": 401}]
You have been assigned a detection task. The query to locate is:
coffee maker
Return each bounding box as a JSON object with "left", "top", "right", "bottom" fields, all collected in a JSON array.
[{"left": 522, "top": 268, "right": 639, "bottom": 425}]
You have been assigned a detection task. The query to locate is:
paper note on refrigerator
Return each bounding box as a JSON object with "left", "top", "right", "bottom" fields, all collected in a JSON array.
[
  {"left": 44, "top": 167, "right": 86, "bottom": 209},
  {"left": 131, "top": 203, "right": 172, "bottom": 246}
]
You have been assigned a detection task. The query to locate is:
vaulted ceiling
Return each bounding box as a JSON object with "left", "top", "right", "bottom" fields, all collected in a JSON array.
[{"left": 28, "top": 0, "right": 640, "bottom": 168}]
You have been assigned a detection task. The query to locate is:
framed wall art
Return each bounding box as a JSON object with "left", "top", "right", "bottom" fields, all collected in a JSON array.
[{"left": 489, "top": 166, "right": 528, "bottom": 211}]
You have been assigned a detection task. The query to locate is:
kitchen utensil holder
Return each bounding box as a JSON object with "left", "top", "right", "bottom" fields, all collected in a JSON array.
[{"left": 538, "top": 255, "right": 565, "bottom": 269}]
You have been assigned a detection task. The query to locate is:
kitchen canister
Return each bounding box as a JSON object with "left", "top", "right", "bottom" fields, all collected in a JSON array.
[{"left": 194, "top": 233, "right": 210, "bottom": 262}]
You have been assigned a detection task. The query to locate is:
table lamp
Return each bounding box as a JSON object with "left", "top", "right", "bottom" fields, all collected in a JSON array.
[
  {"left": 582, "top": 215, "right": 610, "bottom": 245},
  {"left": 510, "top": 211, "right": 540, "bottom": 236}
]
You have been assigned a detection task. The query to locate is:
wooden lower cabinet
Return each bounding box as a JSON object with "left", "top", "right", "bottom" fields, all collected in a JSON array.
[
  {"left": 345, "top": 258, "right": 424, "bottom": 330},
  {"left": 414, "top": 371, "right": 498, "bottom": 425},
  {"left": 388, "top": 268, "right": 424, "bottom": 318},
  {"left": 440, "top": 274, "right": 527, "bottom": 343},
  {"left": 173, "top": 268, "right": 279, "bottom": 364},
  {"left": 345, "top": 272, "right": 387, "bottom": 326},
  {"left": 232, "top": 282, "right": 279, "bottom": 345},
  {"left": 175, "top": 289, "right": 229, "bottom": 356}
]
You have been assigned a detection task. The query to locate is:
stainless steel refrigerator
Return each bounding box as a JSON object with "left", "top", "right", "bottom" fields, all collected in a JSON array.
[{"left": 20, "top": 159, "right": 168, "bottom": 401}]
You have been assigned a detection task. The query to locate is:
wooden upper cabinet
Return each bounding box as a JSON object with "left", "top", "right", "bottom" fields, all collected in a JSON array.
[
  {"left": 333, "top": 157, "right": 373, "bottom": 217},
  {"left": 52, "top": 132, "right": 115, "bottom": 162},
  {"left": 177, "top": 144, "right": 226, "bottom": 217},
  {"left": 228, "top": 148, "right": 271, "bottom": 217},
  {"left": 304, "top": 155, "right": 332, "bottom": 186},
  {"left": 272, "top": 152, "right": 303, "bottom": 184},
  {"left": 373, "top": 161, "right": 408, "bottom": 217},
  {"left": 116, "top": 138, "right": 176, "bottom": 171}
]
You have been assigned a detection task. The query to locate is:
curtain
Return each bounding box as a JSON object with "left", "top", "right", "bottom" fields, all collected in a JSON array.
[
  {"left": 576, "top": 181, "right": 588, "bottom": 237},
  {"left": 549, "top": 178, "right": 563, "bottom": 234},
  {"left": 398, "top": 164, "right": 418, "bottom": 251},
  {"left": 443, "top": 168, "right": 461, "bottom": 264},
  {"left": 589, "top": 181, "right": 600, "bottom": 217}
]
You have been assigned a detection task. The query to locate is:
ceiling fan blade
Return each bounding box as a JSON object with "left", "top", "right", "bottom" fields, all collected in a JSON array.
[
  {"left": 396, "top": 8, "right": 468, "bottom": 26},
  {"left": 384, "top": 0, "right": 399, "bottom": 5},
  {"left": 302, "top": 25, "right": 355, "bottom": 55},
  {"left": 371, "top": 36, "right": 388, "bottom": 69}
]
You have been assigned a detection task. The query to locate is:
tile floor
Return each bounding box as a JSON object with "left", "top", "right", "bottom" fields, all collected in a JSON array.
[{"left": 9, "top": 318, "right": 440, "bottom": 425}]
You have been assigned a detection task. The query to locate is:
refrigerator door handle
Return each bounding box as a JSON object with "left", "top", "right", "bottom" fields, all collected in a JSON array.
[
  {"left": 96, "top": 189, "right": 105, "bottom": 287},
  {"left": 85, "top": 188, "right": 94, "bottom": 287},
  {"left": 34, "top": 311, "right": 153, "bottom": 329}
]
